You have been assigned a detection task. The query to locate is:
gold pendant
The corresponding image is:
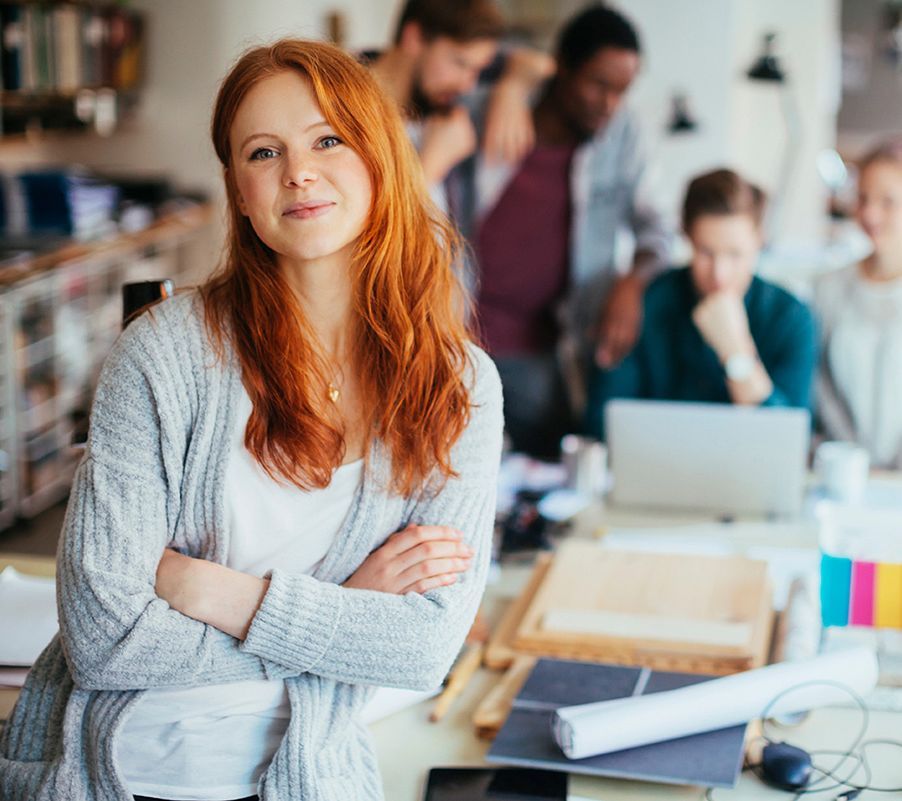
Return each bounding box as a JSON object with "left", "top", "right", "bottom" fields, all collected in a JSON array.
[{"left": 328, "top": 383, "right": 340, "bottom": 403}]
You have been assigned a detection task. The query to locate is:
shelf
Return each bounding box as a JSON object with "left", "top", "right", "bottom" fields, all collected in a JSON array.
[
  {"left": 0, "top": 203, "right": 213, "bottom": 287},
  {"left": 0, "top": 201, "right": 211, "bottom": 527}
]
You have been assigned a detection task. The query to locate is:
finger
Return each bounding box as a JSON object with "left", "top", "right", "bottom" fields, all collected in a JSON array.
[
  {"left": 392, "top": 540, "right": 474, "bottom": 578},
  {"left": 410, "top": 553, "right": 474, "bottom": 577},
  {"left": 394, "top": 524, "right": 464, "bottom": 552},
  {"left": 595, "top": 343, "right": 612, "bottom": 369},
  {"left": 380, "top": 526, "right": 466, "bottom": 566},
  {"left": 399, "top": 572, "right": 459, "bottom": 596},
  {"left": 392, "top": 569, "right": 474, "bottom": 592},
  {"left": 610, "top": 328, "right": 637, "bottom": 363}
]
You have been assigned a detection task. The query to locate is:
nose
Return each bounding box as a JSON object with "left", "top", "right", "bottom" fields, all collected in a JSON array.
[{"left": 282, "top": 152, "right": 318, "bottom": 187}]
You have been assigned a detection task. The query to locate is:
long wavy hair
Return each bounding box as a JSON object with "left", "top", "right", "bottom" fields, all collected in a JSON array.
[{"left": 203, "top": 39, "right": 472, "bottom": 495}]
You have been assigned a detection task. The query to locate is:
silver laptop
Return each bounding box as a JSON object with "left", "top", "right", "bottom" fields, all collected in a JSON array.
[{"left": 605, "top": 399, "right": 810, "bottom": 517}]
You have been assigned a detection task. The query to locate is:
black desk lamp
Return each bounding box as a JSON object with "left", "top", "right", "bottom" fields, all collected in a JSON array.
[{"left": 747, "top": 33, "right": 786, "bottom": 82}]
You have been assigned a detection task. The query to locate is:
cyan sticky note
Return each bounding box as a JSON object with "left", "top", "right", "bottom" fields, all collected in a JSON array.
[{"left": 820, "top": 552, "right": 852, "bottom": 627}]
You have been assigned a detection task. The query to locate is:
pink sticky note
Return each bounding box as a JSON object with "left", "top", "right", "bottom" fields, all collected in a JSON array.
[{"left": 850, "top": 561, "right": 876, "bottom": 626}]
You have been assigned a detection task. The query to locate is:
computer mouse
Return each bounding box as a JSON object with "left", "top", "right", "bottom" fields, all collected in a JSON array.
[{"left": 760, "top": 741, "right": 813, "bottom": 790}]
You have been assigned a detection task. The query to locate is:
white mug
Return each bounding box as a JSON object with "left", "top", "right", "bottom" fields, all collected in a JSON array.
[
  {"left": 814, "top": 441, "right": 869, "bottom": 504},
  {"left": 561, "top": 435, "right": 607, "bottom": 499}
]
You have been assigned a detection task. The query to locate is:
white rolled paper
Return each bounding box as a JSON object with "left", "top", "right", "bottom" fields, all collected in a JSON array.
[{"left": 552, "top": 646, "right": 878, "bottom": 760}]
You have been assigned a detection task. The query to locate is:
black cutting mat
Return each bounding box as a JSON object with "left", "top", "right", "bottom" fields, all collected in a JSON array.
[{"left": 487, "top": 658, "right": 747, "bottom": 789}]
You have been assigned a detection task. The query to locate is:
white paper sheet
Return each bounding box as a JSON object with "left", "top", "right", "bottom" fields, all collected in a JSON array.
[
  {"left": 553, "top": 646, "right": 878, "bottom": 759},
  {"left": 0, "top": 567, "right": 58, "bottom": 667},
  {"left": 0, "top": 667, "right": 31, "bottom": 688}
]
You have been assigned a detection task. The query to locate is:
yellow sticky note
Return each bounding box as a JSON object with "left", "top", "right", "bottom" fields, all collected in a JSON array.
[{"left": 875, "top": 562, "right": 902, "bottom": 629}]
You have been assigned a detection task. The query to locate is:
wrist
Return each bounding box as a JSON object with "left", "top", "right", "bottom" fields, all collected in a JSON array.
[
  {"left": 722, "top": 351, "right": 758, "bottom": 382},
  {"left": 718, "top": 333, "right": 756, "bottom": 364}
]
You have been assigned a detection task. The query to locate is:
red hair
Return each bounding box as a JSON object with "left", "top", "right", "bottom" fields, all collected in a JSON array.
[{"left": 203, "top": 39, "right": 472, "bottom": 495}]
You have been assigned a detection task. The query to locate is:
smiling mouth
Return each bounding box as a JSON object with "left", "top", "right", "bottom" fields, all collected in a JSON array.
[{"left": 283, "top": 203, "right": 334, "bottom": 220}]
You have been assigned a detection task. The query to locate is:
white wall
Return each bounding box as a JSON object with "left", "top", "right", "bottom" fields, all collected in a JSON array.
[
  {"left": 728, "top": 0, "right": 841, "bottom": 246},
  {"left": 611, "top": 0, "right": 737, "bottom": 238},
  {"left": 613, "top": 0, "right": 840, "bottom": 250}
]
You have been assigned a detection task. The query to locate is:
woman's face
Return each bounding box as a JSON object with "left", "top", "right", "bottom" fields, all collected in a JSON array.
[
  {"left": 229, "top": 70, "right": 373, "bottom": 271},
  {"left": 857, "top": 161, "right": 902, "bottom": 254},
  {"left": 687, "top": 213, "right": 762, "bottom": 298}
]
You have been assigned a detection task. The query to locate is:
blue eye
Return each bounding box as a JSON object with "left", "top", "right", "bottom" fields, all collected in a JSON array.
[
  {"left": 249, "top": 147, "right": 278, "bottom": 161},
  {"left": 318, "top": 136, "right": 342, "bottom": 150}
]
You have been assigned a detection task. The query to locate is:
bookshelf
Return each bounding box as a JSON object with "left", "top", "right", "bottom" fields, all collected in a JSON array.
[
  {"left": 0, "top": 202, "right": 212, "bottom": 527},
  {"left": 0, "top": 2, "right": 144, "bottom": 137}
]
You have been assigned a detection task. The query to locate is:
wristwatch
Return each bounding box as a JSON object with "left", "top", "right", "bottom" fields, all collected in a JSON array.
[{"left": 724, "top": 352, "right": 756, "bottom": 382}]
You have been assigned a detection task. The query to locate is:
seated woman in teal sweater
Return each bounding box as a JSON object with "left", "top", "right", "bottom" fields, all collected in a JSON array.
[{"left": 586, "top": 168, "right": 817, "bottom": 440}]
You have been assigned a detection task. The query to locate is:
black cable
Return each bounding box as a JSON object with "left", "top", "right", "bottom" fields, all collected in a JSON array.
[{"left": 704, "top": 678, "right": 902, "bottom": 799}]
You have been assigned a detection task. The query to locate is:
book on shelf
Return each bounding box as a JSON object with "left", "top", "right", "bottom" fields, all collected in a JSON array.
[{"left": 0, "top": 2, "right": 144, "bottom": 96}]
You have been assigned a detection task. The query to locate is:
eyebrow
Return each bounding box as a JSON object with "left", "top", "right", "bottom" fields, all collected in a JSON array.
[{"left": 239, "top": 120, "right": 331, "bottom": 151}]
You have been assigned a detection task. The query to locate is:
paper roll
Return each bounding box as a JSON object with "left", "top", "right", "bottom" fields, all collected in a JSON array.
[{"left": 553, "top": 646, "right": 878, "bottom": 760}]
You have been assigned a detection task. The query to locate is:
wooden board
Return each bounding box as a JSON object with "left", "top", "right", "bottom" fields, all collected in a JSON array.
[
  {"left": 483, "top": 552, "right": 553, "bottom": 669},
  {"left": 472, "top": 655, "right": 536, "bottom": 739},
  {"left": 511, "top": 541, "right": 773, "bottom": 675}
]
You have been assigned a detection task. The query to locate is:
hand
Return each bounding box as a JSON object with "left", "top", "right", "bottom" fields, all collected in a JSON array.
[
  {"left": 595, "top": 274, "right": 645, "bottom": 368},
  {"left": 482, "top": 78, "right": 535, "bottom": 164},
  {"left": 419, "top": 106, "right": 477, "bottom": 186},
  {"left": 691, "top": 291, "right": 754, "bottom": 362},
  {"left": 343, "top": 524, "right": 474, "bottom": 595}
]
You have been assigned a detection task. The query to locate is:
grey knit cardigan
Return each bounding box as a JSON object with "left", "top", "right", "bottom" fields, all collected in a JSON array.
[{"left": 0, "top": 292, "right": 503, "bottom": 801}]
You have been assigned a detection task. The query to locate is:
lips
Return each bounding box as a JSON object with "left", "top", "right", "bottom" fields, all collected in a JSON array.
[{"left": 282, "top": 200, "right": 335, "bottom": 219}]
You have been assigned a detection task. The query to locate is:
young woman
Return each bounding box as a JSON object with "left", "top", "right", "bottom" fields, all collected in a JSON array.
[
  {"left": 0, "top": 40, "right": 503, "bottom": 801},
  {"left": 816, "top": 141, "right": 902, "bottom": 468},
  {"left": 586, "top": 168, "right": 817, "bottom": 439}
]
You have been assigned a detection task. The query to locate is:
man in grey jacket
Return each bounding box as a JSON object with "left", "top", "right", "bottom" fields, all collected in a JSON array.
[{"left": 461, "top": 4, "right": 672, "bottom": 458}]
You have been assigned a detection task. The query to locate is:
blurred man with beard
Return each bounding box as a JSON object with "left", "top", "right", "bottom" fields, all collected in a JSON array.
[{"left": 366, "top": 0, "right": 553, "bottom": 214}]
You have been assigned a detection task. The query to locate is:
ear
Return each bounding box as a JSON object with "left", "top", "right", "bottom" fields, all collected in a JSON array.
[{"left": 399, "top": 20, "right": 426, "bottom": 55}]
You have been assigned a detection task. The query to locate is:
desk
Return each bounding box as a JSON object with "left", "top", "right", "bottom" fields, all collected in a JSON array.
[
  {"left": 2, "top": 506, "right": 901, "bottom": 800},
  {"left": 370, "top": 504, "right": 901, "bottom": 800}
]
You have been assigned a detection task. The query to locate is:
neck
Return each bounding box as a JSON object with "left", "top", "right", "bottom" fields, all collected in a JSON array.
[
  {"left": 370, "top": 48, "right": 415, "bottom": 113},
  {"left": 864, "top": 250, "right": 902, "bottom": 281},
  {"left": 533, "top": 82, "right": 583, "bottom": 147},
  {"left": 279, "top": 249, "right": 355, "bottom": 357}
]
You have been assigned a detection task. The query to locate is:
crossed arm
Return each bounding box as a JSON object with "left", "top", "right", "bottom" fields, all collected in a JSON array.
[{"left": 155, "top": 524, "right": 475, "bottom": 641}]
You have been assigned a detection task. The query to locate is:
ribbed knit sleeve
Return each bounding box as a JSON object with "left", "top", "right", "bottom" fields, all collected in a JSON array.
[
  {"left": 240, "top": 348, "right": 504, "bottom": 690},
  {"left": 56, "top": 305, "right": 272, "bottom": 691}
]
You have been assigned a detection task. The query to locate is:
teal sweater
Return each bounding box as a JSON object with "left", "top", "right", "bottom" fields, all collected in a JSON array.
[
  {"left": 0, "top": 292, "right": 504, "bottom": 801},
  {"left": 587, "top": 267, "right": 817, "bottom": 440}
]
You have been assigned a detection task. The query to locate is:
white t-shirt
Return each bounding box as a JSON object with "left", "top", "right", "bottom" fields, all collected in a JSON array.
[{"left": 117, "top": 387, "right": 363, "bottom": 800}]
